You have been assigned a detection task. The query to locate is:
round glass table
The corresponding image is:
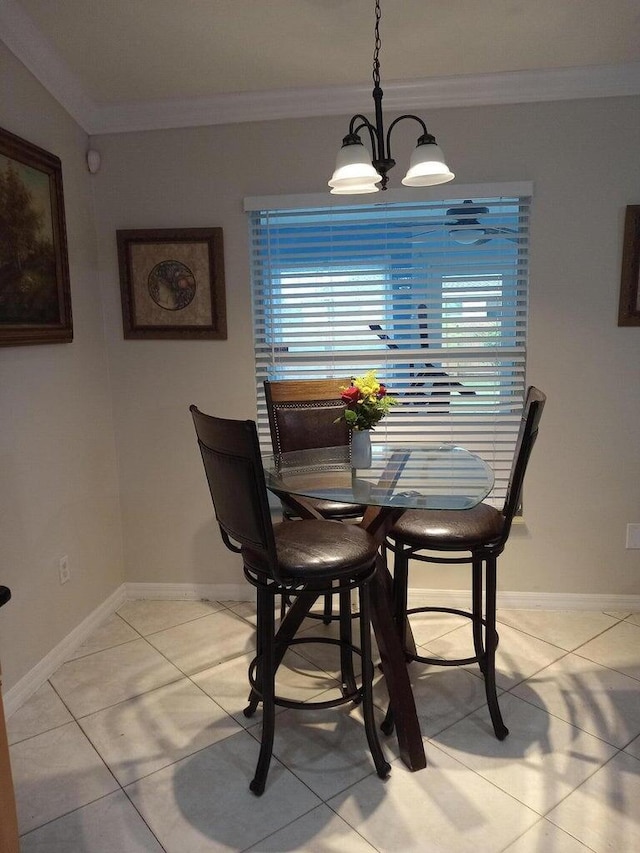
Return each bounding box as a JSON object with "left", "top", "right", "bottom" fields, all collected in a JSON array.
[
  {"left": 262, "top": 443, "right": 494, "bottom": 772},
  {"left": 264, "top": 443, "right": 494, "bottom": 512}
]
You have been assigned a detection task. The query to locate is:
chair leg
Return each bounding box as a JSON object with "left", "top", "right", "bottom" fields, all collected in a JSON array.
[
  {"left": 244, "top": 687, "right": 261, "bottom": 718},
  {"left": 279, "top": 592, "right": 289, "bottom": 622},
  {"left": 244, "top": 583, "right": 265, "bottom": 719},
  {"left": 381, "top": 702, "right": 395, "bottom": 736},
  {"left": 322, "top": 592, "right": 333, "bottom": 625},
  {"left": 338, "top": 582, "right": 358, "bottom": 700},
  {"left": 249, "top": 585, "right": 277, "bottom": 795},
  {"left": 359, "top": 580, "right": 391, "bottom": 778},
  {"left": 392, "top": 545, "right": 410, "bottom": 655},
  {"left": 483, "top": 555, "right": 509, "bottom": 740},
  {"left": 471, "top": 555, "right": 486, "bottom": 674}
]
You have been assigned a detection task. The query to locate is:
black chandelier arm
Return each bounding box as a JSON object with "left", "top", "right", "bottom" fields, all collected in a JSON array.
[
  {"left": 348, "top": 114, "right": 381, "bottom": 157},
  {"left": 385, "top": 114, "right": 430, "bottom": 159},
  {"left": 348, "top": 114, "right": 373, "bottom": 135}
]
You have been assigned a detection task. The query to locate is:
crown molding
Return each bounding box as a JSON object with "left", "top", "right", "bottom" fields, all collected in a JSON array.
[
  {"left": 86, "top": 63, "right": 640, "bottom": 135},
  {"left": 3, "top": 0, "right": 640, "bottom": 136}
]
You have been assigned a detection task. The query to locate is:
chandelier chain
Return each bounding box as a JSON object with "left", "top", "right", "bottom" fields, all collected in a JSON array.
[{"left": 372, "top": 0, "right": 382, "bottom": 89}]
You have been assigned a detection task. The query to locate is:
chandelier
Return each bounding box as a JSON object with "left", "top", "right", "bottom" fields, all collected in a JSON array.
[{"left": 328, "top": 0, "right": 454, "bottom": 195}]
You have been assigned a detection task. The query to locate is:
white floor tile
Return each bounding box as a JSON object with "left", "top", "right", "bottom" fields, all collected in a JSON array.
[
  {"left": 503, "top": 818, "right": 592, "bottom": 852},
  {"left": 118, "top": 599, "right": 224, "bottom": 635},
  {"left": 6, "top": 681, "right": 73, "bottom": 745},
  {"left": 265, "top": 701, "right": 391, "bottom": 800},
  {"left": 402, "top": 609, "right": 470, "bottom": 647},
  {"left": 497, "top": 609, "right": 618, "bottom": 651},
  {"left": 328, "top": 742, "right": 540, "bottom": 852},
  {"left": 78, "top": 678, "right": 242, "bottom": 785},
  {"left": 432, "top": 693, "right": 617, "bottom": 814},
  {"left": 247, "top": 803, "right": 378, "bottom": 851},
  {"left": 226, "top": 600, "right": 257, "bottom": 623},
  {"left": 373, "top": 661, "right": 491, "bottom": 738},
  {"left": 575, "top": 621, "right": 640, "bottom": 680},
  {"left": 423, "top": 622, "right": 566, "bottom": 689},
  {"left": 510, "top": 652, "right": 640, "bottom": 747},
  {"left": 146, "top": 609, "right": 255, "bottom": 675},
  {"left": 67, "top": 613, "right": 140, "bottom": 661},
  {"left": 50, "top": 638, "right": 183, "bottom": 717},
  {"left": 10, "top": 600, "right": 640, "bottom": 851},
  {"left": 125, "top": 731, "right": 321, "bottom": 852},
  {"left": 547, "top": 751, "right": 640, "bottom": 852},
  {"left": 294, "top": 618, "right": 365, "bottom": 678},
  {"left": 19, "top": 790, "right": 164, "bottom": 852},
  {"left": 10, "top": 721, "right": 119, "bottom": 835}
]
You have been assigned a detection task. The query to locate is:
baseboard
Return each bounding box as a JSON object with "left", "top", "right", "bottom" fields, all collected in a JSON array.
[
  {"left": 127, "top": 583, "right": 640, "bottom": 612},
  {"left": 5, "top": 582, "right": 638, "bottom": 717},
  {"left": 124, "top": 581, "right": 254, "bottom": 602}
]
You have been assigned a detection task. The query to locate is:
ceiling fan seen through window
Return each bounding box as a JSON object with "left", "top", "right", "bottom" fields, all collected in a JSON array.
[{"left": 412, "top": 199, "right": 520, "bottom": 245}]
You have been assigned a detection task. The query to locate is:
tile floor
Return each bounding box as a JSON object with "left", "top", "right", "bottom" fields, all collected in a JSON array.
[{"left": 6, "top": 598, "right": 640, "bottom": 852}]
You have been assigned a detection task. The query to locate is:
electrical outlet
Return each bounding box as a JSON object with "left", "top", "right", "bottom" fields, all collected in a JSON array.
[
  {"left": 58, "top": 555, "right": 71, "bottom": 584},
  {"left": 625, "top": 524, "right": 640, "bottom": 549}
]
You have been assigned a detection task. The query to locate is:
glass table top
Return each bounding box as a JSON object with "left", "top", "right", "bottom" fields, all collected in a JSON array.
[{"left": 263, "top": 443, "right": 494, "bottom": 511}]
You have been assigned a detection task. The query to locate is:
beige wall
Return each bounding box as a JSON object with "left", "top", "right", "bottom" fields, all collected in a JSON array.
[
  {"left": 2, "top": 36, "right": 640, "bottom": 690},
  {"left": 0, "top": 44, "right": 124, "bottom": 690},
  {"left": 92, "top": 97, "right": 640, "bottom": 597}
]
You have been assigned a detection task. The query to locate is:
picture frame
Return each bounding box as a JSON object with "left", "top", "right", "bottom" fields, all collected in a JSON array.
[
  {"left": 618, "top": 205, "right": 640, "bottom": 327},
  {"left": 117, "top": 227, "right": 227, "bottom": 339},
  {"left": 0, "top": 126, "right": 72, "bottom": 346}
]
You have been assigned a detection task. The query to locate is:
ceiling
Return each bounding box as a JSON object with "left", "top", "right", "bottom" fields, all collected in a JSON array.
[{"left": 3, "top": 0, "right": 640, "bottom": 134}]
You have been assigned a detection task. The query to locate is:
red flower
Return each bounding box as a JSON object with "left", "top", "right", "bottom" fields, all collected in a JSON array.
[
  {"left": 341, "top": 385, "right": 361, "bottom": 404},
  {"left": 378, "top": 384, "right": 387, "bottom": 397}
]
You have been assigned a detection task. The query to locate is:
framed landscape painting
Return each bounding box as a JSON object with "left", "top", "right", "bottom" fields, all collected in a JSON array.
[
  {"left": 117, "top": 227, "right": 227, "bottom": 339},
  {"left": 0, "top": 127, "right": 72, "bottom": 346}
]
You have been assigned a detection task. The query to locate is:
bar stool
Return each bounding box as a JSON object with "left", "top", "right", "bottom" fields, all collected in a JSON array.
[
  {"left": 385, "top": 387, "right": 546, "bottom": 739},
  {"left": 190, "top": 406, "right": 391, "bottom": 795},
  {"left": 264, "top": 378, "right": 366, "bottom": 623}
]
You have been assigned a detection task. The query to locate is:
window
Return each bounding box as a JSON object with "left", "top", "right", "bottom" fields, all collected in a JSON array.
[{"left": 246, "top": 183, "right": 531, "bottom": 502}]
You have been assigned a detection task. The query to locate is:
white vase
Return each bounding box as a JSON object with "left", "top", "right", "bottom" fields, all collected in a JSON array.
[{"left": 351, "top": 429, "right": 372, "bottom": 468}]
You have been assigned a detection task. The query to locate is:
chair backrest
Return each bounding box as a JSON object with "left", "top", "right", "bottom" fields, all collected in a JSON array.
[
  {"left": 500, "top": 386, "right": 546, "bottom": 541},
  {"left": 264, "top": 378, "right": 352, "bottom": 454},
  {"left": 190, "top": 405, "right": 281, "bottom": 581}
]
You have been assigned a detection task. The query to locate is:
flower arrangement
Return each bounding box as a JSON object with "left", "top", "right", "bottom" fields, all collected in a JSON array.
[{"left": 337, "top": 370, "right": 397, "bottom": 431}]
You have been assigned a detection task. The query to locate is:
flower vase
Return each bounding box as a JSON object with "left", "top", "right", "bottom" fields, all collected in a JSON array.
[{"left": 351, "top": 429, "right": 372, "bottom": 468}]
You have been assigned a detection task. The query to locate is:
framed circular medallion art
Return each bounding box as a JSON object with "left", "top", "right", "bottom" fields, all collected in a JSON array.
[{"left": 116, "top": 227, "right": 227, "bottom": 339}]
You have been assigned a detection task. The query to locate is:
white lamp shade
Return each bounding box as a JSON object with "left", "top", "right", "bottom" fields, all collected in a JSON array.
[
  {"left": 402, "top": 142, "right": 454, "bottom": 187},
  {"left": 328, "top": 141, "right": 382, "bottom": 192},
  {"left": 330, "top": 183, "right": 380, "bottom": 194}
]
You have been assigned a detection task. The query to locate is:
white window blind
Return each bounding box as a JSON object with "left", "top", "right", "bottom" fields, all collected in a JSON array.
[{"left": 247, "top": 184, "right": 531, "bottom": 503}]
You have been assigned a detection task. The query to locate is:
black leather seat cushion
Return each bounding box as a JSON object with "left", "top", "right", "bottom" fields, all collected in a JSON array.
[
  {"left": 391, "top": 503, "right": 504, "bottom": 550},
  {"left": 243, "top": 519, "right": 379, "bottom": 582}
]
